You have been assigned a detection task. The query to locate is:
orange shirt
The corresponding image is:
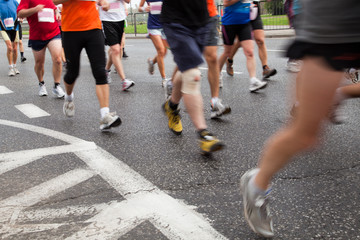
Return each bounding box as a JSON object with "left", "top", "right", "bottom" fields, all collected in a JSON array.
[
  {"left": 207, "top": 0, "right": 218, "bottom": 17},
  {"left": 61, "top": 0, "right": 101, "bottom": 31}
]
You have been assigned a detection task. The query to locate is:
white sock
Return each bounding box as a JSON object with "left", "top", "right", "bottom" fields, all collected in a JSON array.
[
  {"left": 211, "top": 97, "right": 219, "bottom": 106},
  {"left": 65, "top": 92, "right": 74, "bottom": 102},
  {"left": 100, "top": 107, "right": 110, "bottom": 118},
  {"left": 9, "top": 65, "right": 13, "bottom": 69},
  {"left": 250, "top": 77, "right": 258, "bottom": 84}
]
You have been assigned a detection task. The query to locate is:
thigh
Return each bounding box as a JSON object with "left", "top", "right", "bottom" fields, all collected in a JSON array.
[
  {"left": 47, "top": 38, "right": 62, "bottom": 59},
  {"left": 62, "top": 31, "right": 83, "bottom": 72},
  {"left": 32, "top": 47, "right": 46, "bottom": 63}
]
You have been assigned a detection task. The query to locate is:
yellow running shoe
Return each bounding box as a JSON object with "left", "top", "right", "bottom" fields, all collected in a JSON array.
[
  {"left": 198, "top": 130, "right": 224, "bottom": 154},
  {"left": 162, "top": 100, "right": 182, "bottom": 135}
]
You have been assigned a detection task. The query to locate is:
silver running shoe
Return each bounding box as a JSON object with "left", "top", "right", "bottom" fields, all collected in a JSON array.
[
  {"left": 345, "top": 68, "right": 359, "bottom": 84},
  {"left": 52, "top": 85, "right": 65, "bottom": 98},
  {"left": 249, "top": 78, "right": 267, "bottom": 92},
  {"left": 122, "top": 79, "right": 135, "bottom": 91},
  {"left": 165, "top": 78, "right": 173, "bottom": 100},
  {"left": 39, "top": 84, "right": 48, "bottom": 96},
  {"left": 211, "top": 99, "right": 231, "bottom": 119},
  {"left": 100, "top": 112, "right": 122, "bottom": 131},
  {"left": 240, "top": 168, "right": 274, "bottom": 238},
  {"left": 63, "top": 100, "right": 75, "bottom": 117},
  {"left": 106, "top": 69, "right": 112, "bottom": 84}
]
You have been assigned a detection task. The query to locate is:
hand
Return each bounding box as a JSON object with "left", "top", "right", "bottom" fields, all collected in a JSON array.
[
  {"left": 56, "top": 11, "right": 61, "bottom": 21},
  {"left": 98, "top": 0, "right": 110, "bottom": 11},
  {"left": 35, "top": 4, "right": 45, "bottom": 12}
]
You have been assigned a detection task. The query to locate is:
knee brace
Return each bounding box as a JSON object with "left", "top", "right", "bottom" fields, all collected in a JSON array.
[{"left": 181, "top": 68, "right": 201, "bottom": 95}]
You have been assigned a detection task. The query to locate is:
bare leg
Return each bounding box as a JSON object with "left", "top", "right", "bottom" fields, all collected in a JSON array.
[
  {"left": 255, "top": 57, "right": 343, "bottom": 190},
  {"left": 109, "top": 44, "right": 126, "bottom": 80},
  {"left": 241, "top": 40, "right": 256, "bottom": 78},
  {"left": 253, "top": 29, "right": 267, "bottom": 67},
  {"left": 204, "top": 45, "right": 220, "bottom": 98},
  {"left": 32, "top": 48, "right": 46, "bottom": 83},
  {"left": 95, "top": 84, "right": 110, "bottom": 108},
  {"left": 47, "top": 39, "right": 63, "bottom": 84},
  {"left": 149, "top": 35, "right": 168, "bottom": 78}
]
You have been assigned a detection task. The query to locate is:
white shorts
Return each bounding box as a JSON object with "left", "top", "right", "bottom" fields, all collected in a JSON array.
[{"left": 147, "top": 28, "right": 166, "bottom": 40}]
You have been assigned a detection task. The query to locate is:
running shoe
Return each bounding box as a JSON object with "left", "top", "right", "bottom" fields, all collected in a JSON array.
[
  {"left": 262, "top": 65, "right": 277, "bottom": 79},
  {"left": 39, "top": 83, "right": 48, "bottom": 96},
  {"left": 211, "top": 99, "right": 231, "bottom": 119},
  {"left": 63, "top": 100, "right": 75, "bottom": 117},
  {"left": 286, "top": 60, "right": 301, "bottom": 73},
  {"left": 8, "top": 67, "right": 15, "bottom": 77},
  {"left": 122, "top": 51, "right": 128, "bottom": 58},
  {"left": 219, "top": 72, "right": 223, "bottom": 88},
  {"left": 165, "top": 78, "right": 173, "bottom": 100},
  {"left": 249, "top": 78, "right": 267, "bottom": 92},
  {"left": 345, "top": 68, "right": 359, "bottom": 84},
  {"left": 147, "top": 58, "right": 154, "bottom": 75},
  {"left": 52, "top": 85, "right": 65, "bottom": 98},
  {"left": 13, "top": 67, "right": 20, "bottom": 74},
  {"left": 226, "top": 58, "right": 234, "bottom": 76},
  {"left": 100, "top": 112, "right": 122, "bottom": 131},
  {"left": 106, "top": 69, "right": 112, "bottom": 84},
  {"left": 198, "top": 130, "right": 224, "bottom": 154},
  {"left": 122, "top": 79, "right": 135, "bottom": 91},
  {"left": 162, "top": 100, "right": 182, "bottom": 135},
  {"left": 21, "top": 56, "right": 27, "bottom": 62},
  {"left": 240, "top": 168, "right": 274, "bottom": 238}
]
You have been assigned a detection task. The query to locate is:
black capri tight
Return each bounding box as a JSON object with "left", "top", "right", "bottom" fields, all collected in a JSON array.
[{"left": 62, "top": 29, "right": 107, "bottom": 85}]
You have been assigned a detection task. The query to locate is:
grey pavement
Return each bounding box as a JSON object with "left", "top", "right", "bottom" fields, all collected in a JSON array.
[{"left": 0, "top": 37, "right": 359, "bottom": 240}]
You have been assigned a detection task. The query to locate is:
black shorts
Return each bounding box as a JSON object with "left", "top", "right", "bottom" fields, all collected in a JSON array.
[
  {"left": 205, "top": 16, "right": 219, "bottom": 46},
  {"left": 28, "top": 34, "right": 61, "bottom": 51},
  {"left": 287, "top": 41, "right": 360, "bottom": 71},
  {"left": 222, "top": 23, "right": 252, "bottom": 45},
  {"left": 102, "top": 20, "right": 124, "bottom": 46},
  {"left": 18, "top": 24, "right": 23, "bottom": 40},
  {"left": 2, "top": 30, "right": 17, "bottom": 42},
  {"left": 250, "top": 14, "right": 263, "bottom": 30}
]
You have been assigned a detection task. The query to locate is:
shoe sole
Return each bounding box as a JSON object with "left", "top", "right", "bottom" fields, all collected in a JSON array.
[
  {"left": 101, "top": 117, "right": 122, "bottom": 131},
  {"left": 249, "top": 82, "right": 267, "bottom": 92},
  {"left": 123, "top": 82, "right": 135, "bottom": 91},
  {"left": 201, "top": 141, "right": 225, "bottom": 155},
  {"left": 211, "top": 107, "right": 232, "bottom": 119},
  {"left": 263, "top": 69, "right": 277, "bottom": 79}
]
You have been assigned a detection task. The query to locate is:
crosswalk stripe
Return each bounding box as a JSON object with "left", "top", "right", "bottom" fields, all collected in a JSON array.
[
  {"left": 15, "top": 104, "right": 50, "bottom": 118},
  {"left": 0, "top": 86, "right": 13, "bottom": 94}
]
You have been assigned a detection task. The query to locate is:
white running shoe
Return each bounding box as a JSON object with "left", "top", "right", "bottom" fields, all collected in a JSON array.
[
  {"left": 13, "top": 67, "right": 20, "bottom": 74},
  {"left": 63, "top": 100, "right": 75, "bottom": 117},
  {"left": 219, "top": 73, "right": 223, "bottom": 88},
  {"left": 165, "top": 78, "right": 173, "bottom": 100},
  {"left": 52, "top": 85, "right": 65, "bottom": 98},
  {"left": 39, "top": 84, "right": 48, "bottom": 96},
  {"left": 249, "top": 78, "right": 267, "bottom": 92},
  {"left": 122, "top": 79, "right": 135, "bottom": 91},
  {"left": 100, "top": 112, "right": 122, "bottom": 131},
  {"left": 8, "top": 67, "right": 15, "bottom": 77},
  {"left": 240, "top": 168, "right": 274, "bottom": 238},
  {"left": 210, "top": 99, "right": 231, "bottom": 119}
]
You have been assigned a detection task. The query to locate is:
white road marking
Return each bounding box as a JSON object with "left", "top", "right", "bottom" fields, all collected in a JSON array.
[
  {"left": 0, "top": 119, "right": 228, "bottom": 240},
  {"left": 0, "top": 142, "right": 97, "bottom": 175},
  {"left": 267, "top": 49, "right": 286, "bottom": 52},
  {"left": 199, "top": 67, "right": 243, "bottom": 75},
  {"left": 15, "top": 104, "right": 50, "bottom": 118},
  {"left": 0, "top": 86, "right": 13, "bottom": 94}
]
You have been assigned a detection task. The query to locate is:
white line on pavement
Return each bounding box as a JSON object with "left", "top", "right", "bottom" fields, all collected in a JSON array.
[
  {"left": 15, "top": 104, "right": 50, "bottom": 118},
  {"left": 199, "top": 67, "right": 243, "bottom": 75},
  {"left": 0, "top": 86, "right": 13, "bottom": 94}
]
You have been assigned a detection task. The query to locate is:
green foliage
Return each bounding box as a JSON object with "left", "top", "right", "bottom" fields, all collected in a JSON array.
[{"left": 124, "top": 24, "right": 148, "bottom": 34}]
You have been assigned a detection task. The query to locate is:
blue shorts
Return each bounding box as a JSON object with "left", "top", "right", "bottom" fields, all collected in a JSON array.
[
  {"left": 163, "top": 23, "right": 208, "bottom": 72},
  {"left": 28, "top": 34, "right": 61, "bottom": 51}
]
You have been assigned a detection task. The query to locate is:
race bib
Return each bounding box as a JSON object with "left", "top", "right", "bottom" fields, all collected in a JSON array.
[
  {"left": 4, "top": 18, "right": 14, "bottom": 28},
  {"left": 38, "top": 8, "right": 55, "bottom": 23},
  {"left": 150, "top": 1, "right": 162, "bottom": 15},
  {"left": 108, "top": 2, "right": 121, "bottom": 13}
]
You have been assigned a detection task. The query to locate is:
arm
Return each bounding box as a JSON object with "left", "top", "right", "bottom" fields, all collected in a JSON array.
[
  {"left": 17, "top": 4, "right": 45, "bottom": 18},
  {"left": 98, "top": 0, "right": 110, "bottom": 11},
  {"left": 53, "top": 0, "right": 69, "bottom": 5},
  {"left": 138, "top": 0, "right": 149, "bottom": 12},
  {"left": 124, "top": 0, "right": 130, "bottom": 3},
  {"left": 223, "top": 0, "right": 240, "bottom": 7}
]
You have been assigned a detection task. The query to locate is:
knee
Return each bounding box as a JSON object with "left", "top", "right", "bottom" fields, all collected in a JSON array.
[
  {"left": 255, "top": 38, "right": 264, "bottom": 48},
  {"left": 181, "top": 68, "right": 201, "bottom": 95},
  {"left": 53, "top": 56, "right": 62, "bottom": 66},
  {"left": 244, "top": 49, "right": 254, "bottom": 58},
  {"left": 157, "top": 47, "right": 166, "bottom": 57},
  {"left": 111, "top": 47, "right": 121, "bottom": 56},
  {"left": 205, "top": 53, "right": 217, "bottom": 67}
]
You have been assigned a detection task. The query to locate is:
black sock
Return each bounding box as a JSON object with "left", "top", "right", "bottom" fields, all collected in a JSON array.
[
  {"left": 21, "top": 52, "right": 24, "bottom": 58},
  {"left": 169, "top": 100, "right": 178, "bottom": 110},
  {"left": 263, "top": 65, "right": 268, "bottom": 70},
  {"left": 228, "top": 58, "right": 233, "bottom": 64},
  {"left": 54, "top": 82, "right": 60, "bottom": 88},
  {"left": 198, "top": 129, "right": 210, "bottom": 138},
  {"left": 39, "top": 81, "right": 45, "bottom": 86}
]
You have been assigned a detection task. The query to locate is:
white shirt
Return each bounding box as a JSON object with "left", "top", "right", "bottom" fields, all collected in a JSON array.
[{"left": 99, "top": 0, "right": 127, "bottom": 22}]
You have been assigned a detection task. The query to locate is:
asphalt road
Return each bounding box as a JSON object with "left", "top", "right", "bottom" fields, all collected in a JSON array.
[{"left": 0, "top": 37, "right": 359, "bottom": 240}]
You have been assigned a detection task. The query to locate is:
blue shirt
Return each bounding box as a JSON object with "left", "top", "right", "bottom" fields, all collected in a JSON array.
[
  {"left": 221, "top": 1, "right": 250, "bottom": 25},
  {"left": 147, "top": 0, "right": 162, "bottom": 29},
  {"left": 293, "top": 0, "right": 302, "bottom": 16},
  {"left": 0, "top": 0, "right": 19, "bottom": 31}
]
